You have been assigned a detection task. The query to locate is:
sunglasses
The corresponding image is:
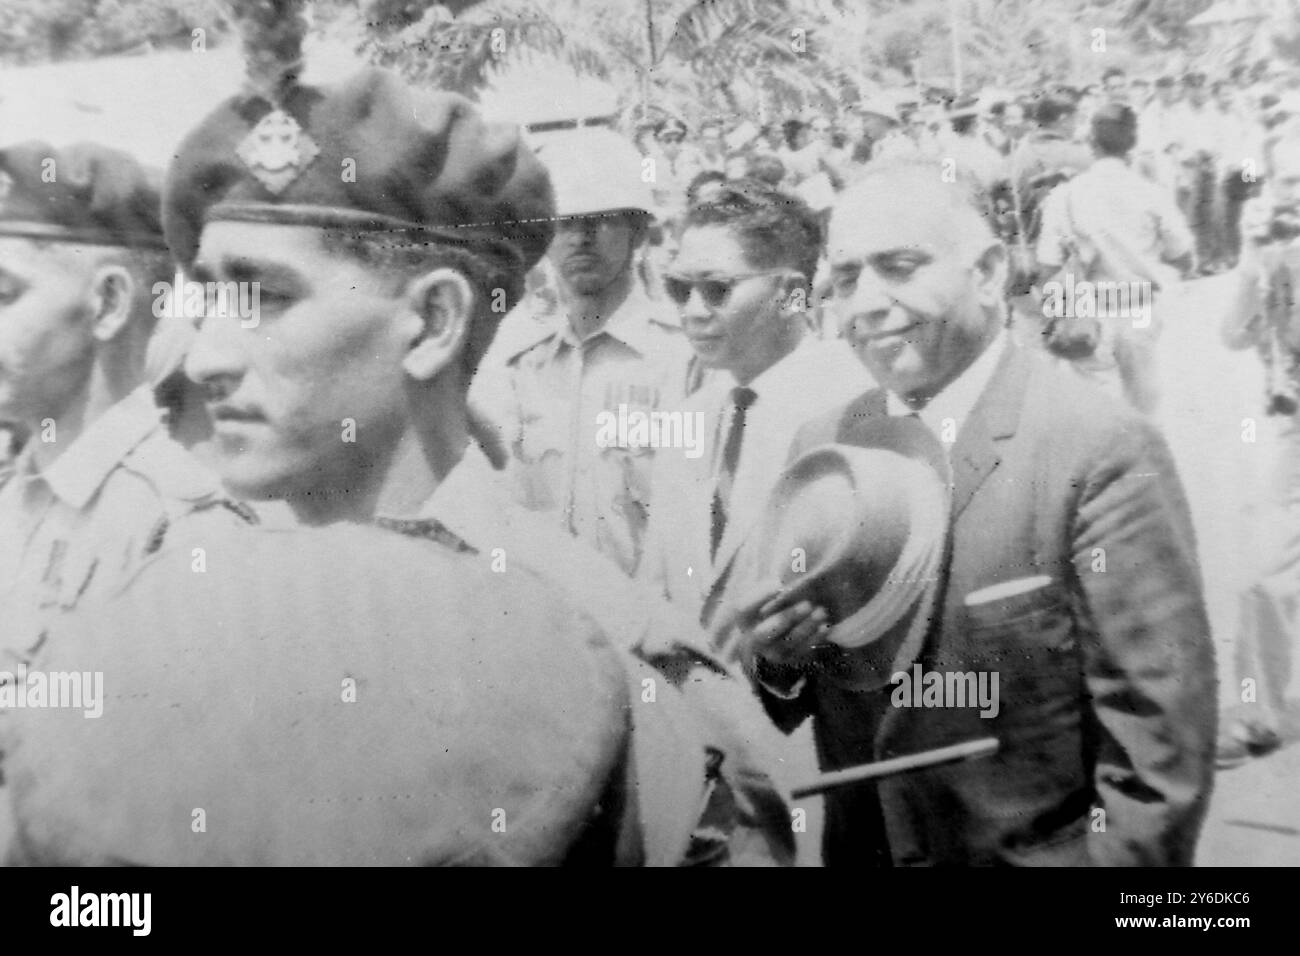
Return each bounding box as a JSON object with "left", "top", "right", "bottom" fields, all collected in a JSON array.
[{"left": 662, "top": 270, "right": 792, "bottom": 308}]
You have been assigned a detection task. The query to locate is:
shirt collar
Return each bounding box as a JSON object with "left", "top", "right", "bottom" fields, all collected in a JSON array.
[
  {"left": 731, "top": 335, "right": 820, "bottom": 403},
  {"left": 885, "top": 329, "right": 1009, "bottom": 440},
  {"left": 416, "top": 441, "right": 508, "bottom": 552},
  {"left": 540, "top": 280, "right": 680, "bottom": 359},
  {"left": 34, "top": 385, "right": 164, "bottom": 510}
]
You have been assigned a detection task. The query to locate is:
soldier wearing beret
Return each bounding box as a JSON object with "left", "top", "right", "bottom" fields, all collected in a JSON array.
[
  {"left": 0, "top": 141, "right": 242, "bottom": 658},
  {"left": 0, "top": 139, "right": 251, "bottom": 860},
  {"left": 2, "top": 1, "right": 794, "bottom": 866}
]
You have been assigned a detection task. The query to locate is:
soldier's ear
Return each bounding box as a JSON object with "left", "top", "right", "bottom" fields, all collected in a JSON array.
[
  {"left": 88, "top": 263, "right": 137, "bottom": 343},
  {"left": 971, "top": 239, "right": 1008, "bottom": 308},
  {"left": 777, "top": 273, "right": 808, "bottom": 316},
  {"left": 399, "top": 268, "right": 474, "bottom": 382}
]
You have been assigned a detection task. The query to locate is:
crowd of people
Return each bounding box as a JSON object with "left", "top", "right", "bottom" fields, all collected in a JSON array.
[
  {"left": 1, "top": 1, "right": 1298, "bottom": 866},
  {"left": 634, "top": 61, "right": 1297, "bottom": 267}
]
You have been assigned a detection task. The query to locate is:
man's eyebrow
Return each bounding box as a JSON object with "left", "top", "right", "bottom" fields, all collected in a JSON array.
[
  {"left": 869, "top": 247, "right": 933, "bottom": 263},
  {"left": 830, "top": 246, "right": 931, "bottom": 267},
  {"left": 214, "top": 255, "right": 302, "bottom": 287}
]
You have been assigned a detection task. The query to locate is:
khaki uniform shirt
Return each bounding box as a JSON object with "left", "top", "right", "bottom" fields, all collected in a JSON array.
[
  {"left": 480, "top": 285, "right": 694, "bottom": 576},
  {"left": 0, "top": 385, "right": 236, "bottom": 662}
]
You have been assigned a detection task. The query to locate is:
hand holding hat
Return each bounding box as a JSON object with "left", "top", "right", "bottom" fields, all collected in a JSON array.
[
  {"left": 731, "top": 589, "right": 831, "bottom": 674},
  {"left": 719, "top": 415, "right": 951, "bottom": 692}
]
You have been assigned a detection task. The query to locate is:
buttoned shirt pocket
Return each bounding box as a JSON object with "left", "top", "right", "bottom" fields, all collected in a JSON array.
[
  {"left": 516, "top": 413, "right": 568, "bottom": 464},
  {"left": 600, "top": 442, "right": 654, "bottom": 519},
  {"left": 511, "top": 413, "right": 569, "bottom": 513}
]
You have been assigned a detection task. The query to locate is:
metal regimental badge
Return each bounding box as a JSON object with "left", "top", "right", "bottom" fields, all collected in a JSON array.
[{"left": 236, "top": 108, "right": 320, "bottom": 195}]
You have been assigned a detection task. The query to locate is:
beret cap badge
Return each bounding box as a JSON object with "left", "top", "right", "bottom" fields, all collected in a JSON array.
[{"left": 236, "top": 108, "right": 319, "bottom": 195}]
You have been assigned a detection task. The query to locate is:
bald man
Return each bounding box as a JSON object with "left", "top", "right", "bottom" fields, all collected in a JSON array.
[{"left": 738, "top": 159, "right": 1217, "bottom": 867}]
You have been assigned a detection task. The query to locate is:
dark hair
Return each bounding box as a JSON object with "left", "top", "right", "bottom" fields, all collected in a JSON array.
[
  {"left": 682, "top": 179, "right": 822, "bottom": 292},
  {"left": 685, "top": 169, "right": 728, "bottom": 206},
  {"left": 1031, "top": 93, "right": 1077, "bottom": 129},
  {"left": 951, "top": 114, "right": 977, "bottom": 135},
  {"left": 1090, "top": 104, "right": 1138, "bottom": 157},
  {"left": 317, "top": 229, "right": 524, "bottom": 380},
  {"left": 781, "top": 119, "right": 807, "bottom": 150},
  {"left": 746, "top": 153, "right": 786, "bottom": 186}
]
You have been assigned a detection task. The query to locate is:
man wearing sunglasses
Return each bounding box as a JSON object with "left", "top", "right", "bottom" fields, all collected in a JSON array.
[
  {"left": 472, "top": 127, "right": 692, "bottom": 576},
  {"left": 641, "top": 179, "right": 870, "bottom": 629}
]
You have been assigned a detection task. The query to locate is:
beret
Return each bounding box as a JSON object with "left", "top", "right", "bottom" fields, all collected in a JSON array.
[
  {"left": 0, "top": 141, "right": 165, "bottom": 250},
  {"left": 2, "top": 523, "right": 630, "bottom": 865},
  {"left": 162, "top": 68, "right": 556, "bottom": 278}
]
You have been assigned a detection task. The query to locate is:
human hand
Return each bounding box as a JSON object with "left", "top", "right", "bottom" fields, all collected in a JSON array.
[{"left": 735, "top": 587, "right": 831, "bottom": 671}]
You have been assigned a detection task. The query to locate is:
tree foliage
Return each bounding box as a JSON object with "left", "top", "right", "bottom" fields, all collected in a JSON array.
[
  {"left": 4, "top": 0, "right": 1298, "bottom": 110},
  {"left": 0, "top": 0, "right": 231, "bottom": 64}
]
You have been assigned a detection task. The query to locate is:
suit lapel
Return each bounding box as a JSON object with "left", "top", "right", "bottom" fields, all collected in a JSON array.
[{"left": 948, "top": 343, "right": 1029, "bottom": 520}]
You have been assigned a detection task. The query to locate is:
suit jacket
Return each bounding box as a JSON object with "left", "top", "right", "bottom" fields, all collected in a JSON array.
[{"left": 769, "top": 343, "right": 1217, "bottom": 866}]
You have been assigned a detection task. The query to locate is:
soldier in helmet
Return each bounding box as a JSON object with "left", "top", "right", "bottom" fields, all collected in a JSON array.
[{"left": 472, "top": 127, "right": 695, "bottom": 576}]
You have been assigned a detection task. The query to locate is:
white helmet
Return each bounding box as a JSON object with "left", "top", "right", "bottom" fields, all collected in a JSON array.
[{"left": 532, "top": 127, "right": 658, "bottom": 220}]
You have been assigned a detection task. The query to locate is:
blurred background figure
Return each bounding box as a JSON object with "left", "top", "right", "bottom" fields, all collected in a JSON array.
[
  {"left": 698, "top": 117, "right": 729, "bottom": 174},
  {"left": 1173, "top": 71, "right": 1221, "bottom": 272},
  {"left": 1034, "top": 103, "right": 1193, "bottom": 415},
  {"left": 1103, "top": 66, "right": 1130, "bottom": 105},
  {"left": 1216, "top": 136, "right": 1300, "bottom": 769},
  {"left": 649, "top": 116, "right": 704, "bottom": 220}
]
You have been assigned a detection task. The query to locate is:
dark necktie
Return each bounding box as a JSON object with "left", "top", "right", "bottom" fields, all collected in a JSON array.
[{"left": 710, "top": 386, "right": 757, "bottom": 560}]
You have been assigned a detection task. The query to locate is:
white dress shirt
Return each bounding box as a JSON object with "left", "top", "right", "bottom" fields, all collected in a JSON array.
[
  {"left": 711, "top": 337, "right": 874, "bottom": 552},
  {"left": 885, "top": 329, "right": 1009, "bottom": 444},
  {"left": 640, "top": 336, "right": 873, "bottom": 625}
]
